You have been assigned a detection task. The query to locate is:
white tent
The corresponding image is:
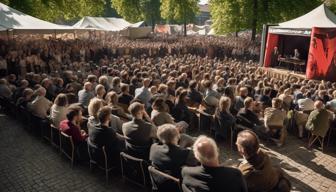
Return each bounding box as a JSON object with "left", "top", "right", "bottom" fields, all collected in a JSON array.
[
  {"left": 73, "top": 16, "right": 144, "bottom": 31},
  {"left": 0, "top": 2, "right": 72, "bottom": 33},
  {"left": 277, "top": 4, "right": 336, "bottom": 29}
]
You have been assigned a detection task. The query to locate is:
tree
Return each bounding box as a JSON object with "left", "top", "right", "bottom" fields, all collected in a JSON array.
[
  {"left": 210, "top": 0, "right": 323, "bottom": 41},
  {"left": 111, "top": 0, "right": 161, "bottom": 28},
  {"left": 161, "top": 0, "right": 199, "bottom": 36},
  {"left": 0, "top": 0, "right": 106, "bottom": 23}
]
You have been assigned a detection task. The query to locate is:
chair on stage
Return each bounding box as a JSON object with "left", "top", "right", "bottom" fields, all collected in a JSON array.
[{"left": 148, "top": 166, "right": 182, "bottom": 192}]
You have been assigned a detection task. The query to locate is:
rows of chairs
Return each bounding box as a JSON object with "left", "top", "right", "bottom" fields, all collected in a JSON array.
[{"left": 0, "top": 96, "right": 184, "bottom": 191}]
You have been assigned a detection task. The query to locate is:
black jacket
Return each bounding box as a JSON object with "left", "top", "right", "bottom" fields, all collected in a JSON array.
[
  {"left": 182, "top": 165, "right": 248, "bottom": 192},
  {"left": 150, "top": 143, "right": 197, "bottom": 178}
]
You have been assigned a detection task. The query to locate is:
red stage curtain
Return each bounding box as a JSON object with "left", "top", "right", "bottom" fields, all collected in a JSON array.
[
  {"left": 264, "top": 33, "right": 279, "bottom": 67},
  {"left": 307, "top": 27, "right": 336, "bottom": 81}
]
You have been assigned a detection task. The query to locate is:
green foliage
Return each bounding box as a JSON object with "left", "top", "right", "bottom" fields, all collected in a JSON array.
[
  {"left": 111, "top": 0, "right": 161, "bottom": 25},
  {"left": 210, "top": 0, "right": 329, "bottom": 39},
  {"left": 0, "top": 0, "right": 107, "bottom": 23},
  {"left": 160, "top": 0, "right": 199, "bottom": 24}
]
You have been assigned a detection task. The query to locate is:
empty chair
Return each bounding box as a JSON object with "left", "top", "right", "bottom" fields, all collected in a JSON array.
[
  {"left": 148, "top": 166, "right": 182, "bottom": 192},
  {"left": 87, "top": 140, "right": 114, "bottom": 183},
  {"left": 120, "top": 152, "right": 149, "bottom": 188},
  {"left": 60, "top": 132, "right": 75, "bottom": 167}
]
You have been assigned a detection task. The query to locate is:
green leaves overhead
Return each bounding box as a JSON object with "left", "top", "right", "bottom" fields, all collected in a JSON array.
[
  {"left": 0, "top": 0, "right": 108, "bottom": 23},
  {"left": 111, "top": 0, "right": 161, "bottom": 25},
  {"left": 210, "top": 0, "right": 332, "bottom": 40},
  {"left": 160, "top": 0, "right": 199, "bottom": 24}
]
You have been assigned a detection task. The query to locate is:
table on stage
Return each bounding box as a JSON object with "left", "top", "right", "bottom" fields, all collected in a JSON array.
[{"left": 278, "top": 57, "right": 306, "bottom": 72}]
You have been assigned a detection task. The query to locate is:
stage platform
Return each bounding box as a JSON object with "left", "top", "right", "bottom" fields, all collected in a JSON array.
[{"left": 261, "top": 67, "right": 306, "bottom": 80}]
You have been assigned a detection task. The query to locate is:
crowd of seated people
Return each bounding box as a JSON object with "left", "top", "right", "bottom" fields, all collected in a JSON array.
[{"left": 1, "top": 35, "right": 336, "bottom": 191}]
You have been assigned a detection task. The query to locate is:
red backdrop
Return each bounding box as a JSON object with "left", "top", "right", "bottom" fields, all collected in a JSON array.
[
  {"left": 264, "top": 33, "right": 279, "bottom": 67},
  {"left": 306, "top": 27, "right": 336, "bottom": 81}
]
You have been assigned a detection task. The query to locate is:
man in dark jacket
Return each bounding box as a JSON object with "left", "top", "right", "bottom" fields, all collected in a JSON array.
[
  {"left": 150, "top": 124, "right": 198, "bottom": 178},
  {"left": 122, "top": 102, "right": 156, "bottom": 160},
  {"left": 89, "top": 106, "right": 125, "bottom": 165},
  {"left": 182, "top": 135, "right": 247, "bottom": 192}
]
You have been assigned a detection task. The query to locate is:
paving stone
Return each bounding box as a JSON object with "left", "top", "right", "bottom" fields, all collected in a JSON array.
[{"left": 1, "top": 113, "right": 336, "bottom": 191}]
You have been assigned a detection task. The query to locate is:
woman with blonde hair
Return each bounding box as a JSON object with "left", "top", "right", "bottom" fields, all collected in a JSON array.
[
  {"left": 87, "top": 98, "right": 104, "bottom": 134},
  {"left": 105, "top": 91, "right": 131, "bottom": 120},
  {"left": 50, "top": 93, "right": 69, "bottom": 128}
]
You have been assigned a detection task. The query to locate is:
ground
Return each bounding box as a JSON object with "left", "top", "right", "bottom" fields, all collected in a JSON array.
[{"left": 0, "top": 113, "right": 336, "bottom": 192}]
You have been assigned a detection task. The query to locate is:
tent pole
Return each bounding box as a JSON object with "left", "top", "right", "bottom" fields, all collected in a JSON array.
[
  {"left": 6, "top": 30, "right": 9, "bottom": 41},
  {"left": 54, "top": 30, "right": 56, "bottom": 39}
]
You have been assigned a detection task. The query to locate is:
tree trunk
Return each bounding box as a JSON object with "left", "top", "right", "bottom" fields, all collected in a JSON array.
[
  {"left": 251, "top": 0, "right": 258, "bottom": 41},
  {"left": 184, "top": 21, "right": 187, "bottom": 36}
]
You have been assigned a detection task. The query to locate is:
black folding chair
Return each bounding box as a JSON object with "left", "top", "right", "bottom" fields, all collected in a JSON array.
[
  {"left": 87, "top": 141, "right": 114, "bottom": 184},
  {"left": 148, "top": 166, "right": 182, "bottom": 192},
  {"left": 60, "top": 132, "right": 75, "bottom": 168},
  {"left": 50, "top": 124, "right": 60, "bottom": 149},
  {"left": 120, "top": 152, "right": 149, "bottom": 188}
]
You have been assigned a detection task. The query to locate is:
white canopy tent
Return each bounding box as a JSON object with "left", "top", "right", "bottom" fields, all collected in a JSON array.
[
  {"left": 278, "top": 4, "right": 336, "bottom": 29},
  {"left": 269, "top": 4, "right": 336, "bottom": 36},
  {"left": 73, "top": 16, "right": 144, "bottom": 31},
  {"left": 0, "top": 2, "right": 73, "bottom": 33}
]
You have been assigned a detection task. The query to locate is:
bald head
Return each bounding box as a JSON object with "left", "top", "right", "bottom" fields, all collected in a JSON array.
[
  {"left": 193, "top": 136, "right": 219, "bottom": 166},
  {"left": 236, "top": 130, "right": 259, "bottom": 159},
  {"left": 314, "top": 100, "right": 324, "bottom": 110}
]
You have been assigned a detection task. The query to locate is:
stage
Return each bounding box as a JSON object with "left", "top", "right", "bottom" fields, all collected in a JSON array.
[{"left": 260, "top": 67, "right": 306, "bottom": 80}]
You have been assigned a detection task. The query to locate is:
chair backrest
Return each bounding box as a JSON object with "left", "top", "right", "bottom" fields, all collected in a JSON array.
[
  {"left": 50, "top": 124, "right": 60, "bottom": 146},
  {"left": 87, "top": 140, "right": 106, "bottom": 168},
  {"left": 148, "top": 166, "right": 182, "bottom": 192},
  {"left": 120, "top": 152, "right": 149, "bottom": 188},
  {"left": 60, "top": 132, "right": 74, "bottom": 160}
]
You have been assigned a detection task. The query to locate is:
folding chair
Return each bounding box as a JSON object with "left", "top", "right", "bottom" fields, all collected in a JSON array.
[
  {"left": 50, "top": 124, "right": 60, "bottom": 149},
  {"left": 120, "top": 152, "right": 149, "bottom": 188},
  {"left": 60, "top": 132, "right": 75, "bottom": 168},
  {"left": 87, "top": 141, "right": 114, "bottom": 184},
  {"left": 148, "top": 166, "right": 182, "bottom": 192}
]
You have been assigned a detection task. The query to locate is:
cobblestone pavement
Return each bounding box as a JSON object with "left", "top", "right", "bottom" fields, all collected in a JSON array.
[{"left": 1, "top": 113, "right": 336, "bottom": 192}]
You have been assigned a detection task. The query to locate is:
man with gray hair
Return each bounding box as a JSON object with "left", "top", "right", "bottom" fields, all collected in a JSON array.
[
  {"left": 78, "top": 82, "right": 94, "bottom": 108},
  {"left": 149, "top": 123, "right": 197, "bottom": 178},
  {"left": 182, "top": 135, "right": 247, "bottom": 192},
  {"left": 28, "top": 87, "right": 52, "bottom": 118}
]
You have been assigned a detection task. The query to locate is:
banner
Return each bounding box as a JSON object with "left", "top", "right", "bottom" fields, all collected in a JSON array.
[
  {"left": 306, "top": 27, "right": 336, "bottom": 81},
  {"left": 264, "top": 33, "right": 279, "bottom": 67}
]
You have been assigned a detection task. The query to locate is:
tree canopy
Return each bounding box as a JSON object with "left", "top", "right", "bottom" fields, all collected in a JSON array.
[
  {"left": 210, "top": 0, "right": 335, "bottom": 40},
  {"left": 111, "top": 0, "right": 161, "bottom": 26},
  {"left": 0, "top": 0, "right": 115, "bottom": 23},
  {"left": 161, "top": 0, "right": 199, "bottom": 36}
]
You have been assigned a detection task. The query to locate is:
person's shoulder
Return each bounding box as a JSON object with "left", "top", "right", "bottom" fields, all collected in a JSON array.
[
  {"left": 182, "top": 165, "right": 202, "bottom": 175},
  {"left": 220, "top": 166, "right": 243, "bottom": 177}
]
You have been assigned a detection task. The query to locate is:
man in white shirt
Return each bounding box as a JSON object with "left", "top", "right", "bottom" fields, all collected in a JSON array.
[
  {"left": 28, "top": 87, "right": 52, "bottom": 118},
  {"left": 295, "top": 97, "right": 314, "bottom": 138},
  {"left": 135, "top": 78, "right": 152, "bottom": 108}
]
